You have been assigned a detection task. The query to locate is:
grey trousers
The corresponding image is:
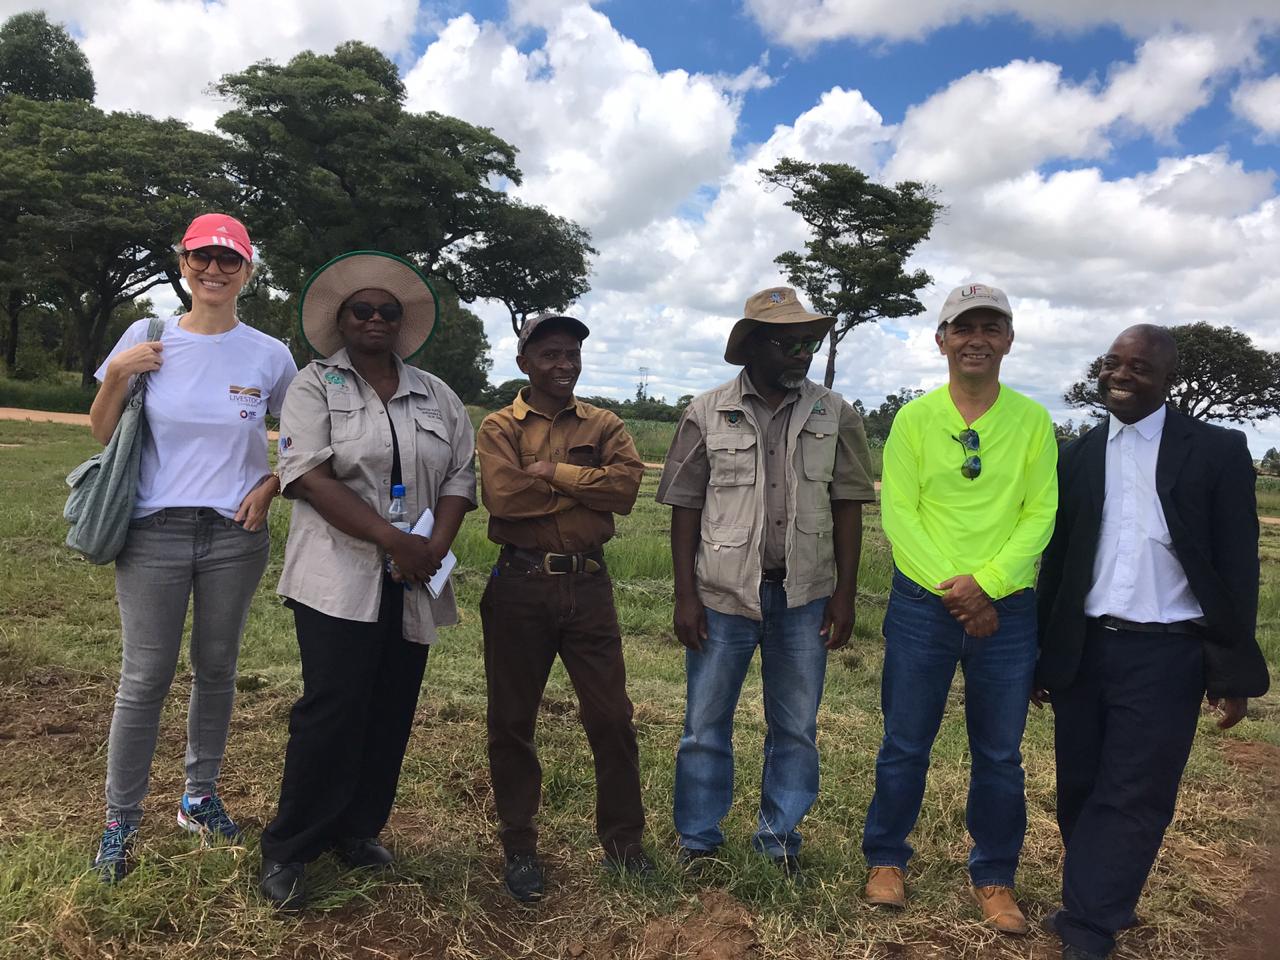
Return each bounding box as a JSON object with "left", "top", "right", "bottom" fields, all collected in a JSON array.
[{"left": 106, "top": 508, "right": 269, "bottom": 825}]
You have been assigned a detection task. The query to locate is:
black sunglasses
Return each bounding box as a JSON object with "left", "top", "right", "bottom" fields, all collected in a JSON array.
[
  {"left": 765, "top": 335, "right": 824, "bottom": 358},
  {"left": 183, "top": 249, "right": 245, "bottom": 274},
  {"left": 346, "top": 301, "right": 403, "bottom": 323},
  {"left": 952, "top": 428, "right": 981, "bottom": 480}
]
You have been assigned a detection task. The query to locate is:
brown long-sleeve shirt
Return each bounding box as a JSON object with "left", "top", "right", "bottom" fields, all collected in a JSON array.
[{"left": 477, "top": 389, "right": 643, "bottom": 553}]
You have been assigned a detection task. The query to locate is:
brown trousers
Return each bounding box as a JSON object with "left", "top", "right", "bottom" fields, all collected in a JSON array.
[{"left": 479, "top": 558, "right": 644, "bottom": 857}]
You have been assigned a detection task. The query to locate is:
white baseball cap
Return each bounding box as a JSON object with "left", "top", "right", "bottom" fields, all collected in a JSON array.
[{"left": 938, "top": 283, "right": 1012, "bottom": 326}]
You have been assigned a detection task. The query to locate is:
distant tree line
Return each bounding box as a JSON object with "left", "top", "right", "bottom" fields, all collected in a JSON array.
[{"left": 0, "top": 12, "right": 594, "bottom": 401}]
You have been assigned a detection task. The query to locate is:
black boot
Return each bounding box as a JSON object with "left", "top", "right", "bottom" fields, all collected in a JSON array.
[{"left": 260, "top": 858, "right": 306, "bottom": 912}]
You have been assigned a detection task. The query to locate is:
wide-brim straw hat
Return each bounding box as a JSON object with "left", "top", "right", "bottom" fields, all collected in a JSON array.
[
  {"left": 299, "top": 251, "right": 439, "bottom": 361},
  {"left": 724, "top": 286, "right": 835, "bottom": 365}
]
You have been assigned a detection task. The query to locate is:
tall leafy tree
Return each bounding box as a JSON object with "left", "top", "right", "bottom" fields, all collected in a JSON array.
[
  {"left": 409, "top": 285, "right": 493, "bottom": 404},
  {"left": 215, "top": 42, "right": 594, "bottom": 372},
  {"left": 444, "top": 199, "right": 596, "bottom": 334},
  {"left": 1065, "top": 322, "right": 1280, "bottom": 423},
  {"left": 0, "top": 96, "right": 233, "bottom": 384},
  {"left": 0, "top": 10, "right": 95, "bottom": 370},
  {"left": 761, "top": 159, "right": 941, "bottom": 388},
  {"left": 0, "top": 11, "right": 94, "bottom": 102}
]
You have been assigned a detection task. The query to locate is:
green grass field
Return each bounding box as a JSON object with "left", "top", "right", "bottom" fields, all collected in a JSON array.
[{"left": 0, "top": 420, "right": 1277, "bottom": 960}]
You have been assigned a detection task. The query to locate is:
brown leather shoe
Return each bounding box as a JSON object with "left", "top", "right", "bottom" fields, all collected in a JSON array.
[
  {"left": 865, "top": 866, "right": 906, "bottom": 908},
  {"left": 972, "top": 885, "right": 1028, "bottom": 935}
]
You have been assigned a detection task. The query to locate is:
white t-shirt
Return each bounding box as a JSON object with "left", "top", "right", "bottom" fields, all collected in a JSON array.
[{"left": 96, "top": 317, "right": 298, "bottom": 518}]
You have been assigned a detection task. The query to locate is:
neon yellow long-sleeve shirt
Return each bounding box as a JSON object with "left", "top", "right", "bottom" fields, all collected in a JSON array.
[{"left": 881, "top": 383, "right": 1058, "bottom": 600}]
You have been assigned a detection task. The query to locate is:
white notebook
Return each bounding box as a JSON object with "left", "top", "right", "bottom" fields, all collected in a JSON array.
[{"left": 409, "top": 508, "right": 457, "bottom": 599}]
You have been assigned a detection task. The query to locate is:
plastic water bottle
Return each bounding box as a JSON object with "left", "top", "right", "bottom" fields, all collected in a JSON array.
[{"left": 386, "top": 483, "right": 410, "bottom": 581}]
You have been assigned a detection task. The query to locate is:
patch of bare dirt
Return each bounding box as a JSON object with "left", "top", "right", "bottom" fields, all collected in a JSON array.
[
  {"left": 1219, "top": 739, "right": 1280, "bottom": 960},
  {"left": 631, "top": 890, "right": 760, "bottom": 960}
]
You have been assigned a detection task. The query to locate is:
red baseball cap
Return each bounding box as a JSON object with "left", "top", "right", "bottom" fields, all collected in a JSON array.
[{"left": 182, "top": 213, "right": 253, "bottom": 262}]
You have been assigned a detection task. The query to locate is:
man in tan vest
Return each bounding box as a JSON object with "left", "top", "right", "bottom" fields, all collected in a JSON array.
[{"left": 656, "top": 286, "right": 876, "bottom": 875}]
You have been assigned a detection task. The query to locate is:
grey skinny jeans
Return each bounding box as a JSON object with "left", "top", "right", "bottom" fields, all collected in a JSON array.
[{"left": 106, "top": 508, "right": 269, "bottom": 826}]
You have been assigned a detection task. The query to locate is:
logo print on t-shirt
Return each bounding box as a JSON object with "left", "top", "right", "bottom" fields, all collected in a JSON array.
[{"left": 228, "top": 385, "right": 265, "bottom": 408}]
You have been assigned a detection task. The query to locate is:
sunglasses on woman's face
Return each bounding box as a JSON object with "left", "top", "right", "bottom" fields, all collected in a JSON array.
[
  {"left": 765, "top": 335, "right": 825, "bottom": 358},
  {"left": 952, "top": 428, "right": 982, "bottom": 479},
  {"left": 346, "top": 302, "right": 403, "bottom": 323},
  {"left": 183, "top": 249, "right": 245, "bottom": 274}
]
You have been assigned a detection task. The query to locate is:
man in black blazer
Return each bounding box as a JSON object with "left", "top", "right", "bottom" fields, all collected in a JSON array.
[{"left": 1036, "top": 324, "right": 1269, "bottom": 960}]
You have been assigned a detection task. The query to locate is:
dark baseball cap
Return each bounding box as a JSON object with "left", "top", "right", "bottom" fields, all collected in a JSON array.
[{"left": 517, "top": 312, "right": 590, "bottom": 355}]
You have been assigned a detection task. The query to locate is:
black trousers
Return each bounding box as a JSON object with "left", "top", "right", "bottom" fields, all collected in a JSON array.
[
  {"left": 260, "top": 582, "right": 428, "bottom": 864},
  {"left": 479, "top": 560, "right": 644, "bottom": 858},
  {"left": 1051, "top": 622, "right": 1204, "bottom": 957}
]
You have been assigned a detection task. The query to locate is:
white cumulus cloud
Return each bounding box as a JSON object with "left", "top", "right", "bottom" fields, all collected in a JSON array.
[{"left": 1232, "top": 74, "right": 1280, "bottom": 139}]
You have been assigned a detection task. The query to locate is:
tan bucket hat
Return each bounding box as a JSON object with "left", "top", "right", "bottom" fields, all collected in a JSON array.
[
  {"left": 299, "top": 250, "right": 439, "bottom": 360},
  {"left": 724, "top": 286, "right": 835, "bottom": 365}
]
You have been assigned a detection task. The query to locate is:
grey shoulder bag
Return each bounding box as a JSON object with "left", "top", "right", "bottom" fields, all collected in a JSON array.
[{"left": 64, "top": 317, "right": 167, "bottom": 564}]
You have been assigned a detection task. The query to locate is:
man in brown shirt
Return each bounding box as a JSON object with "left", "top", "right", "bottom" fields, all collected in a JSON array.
[{"left": 476, "top": 312, "right": 650, "bottom": 903}]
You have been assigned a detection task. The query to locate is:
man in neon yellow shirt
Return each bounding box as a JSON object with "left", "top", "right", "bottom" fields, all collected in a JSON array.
[{"left": 861, "top": 283, "right": 1057, "bottom": 935}]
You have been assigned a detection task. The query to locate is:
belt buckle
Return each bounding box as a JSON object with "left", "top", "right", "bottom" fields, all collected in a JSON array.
[
  {"left": 1101, "top": 616, "right": 1120, "bottom": 632},
  {"left": 541, "top": 552, "right": 572, "bottom": 575}
]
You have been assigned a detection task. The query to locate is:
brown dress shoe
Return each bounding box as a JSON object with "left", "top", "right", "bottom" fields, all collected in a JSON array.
[
  {"left": 972, "top": 885, "right": 1028, "bottom": 935},
  {"left": 865, "top": 866, "right": 906, "bottom": 908}
]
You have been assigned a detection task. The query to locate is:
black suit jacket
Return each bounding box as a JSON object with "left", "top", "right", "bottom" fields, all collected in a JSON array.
[{"left": 1036, "top": 406, "right": 1269, "bottom": 699}]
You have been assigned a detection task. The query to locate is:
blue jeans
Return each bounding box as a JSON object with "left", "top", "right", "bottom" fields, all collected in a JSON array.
[
  {"left": 862, "top": 569, "right": 1037, "bottom": 886},
  {"left": 673, "top": 583, "right": 828, "bottom": 857}
]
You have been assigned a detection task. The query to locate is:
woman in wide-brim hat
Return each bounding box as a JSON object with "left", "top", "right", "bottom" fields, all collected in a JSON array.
[{"left": 258, "top": 251, "right": 477, "bottom": 911}]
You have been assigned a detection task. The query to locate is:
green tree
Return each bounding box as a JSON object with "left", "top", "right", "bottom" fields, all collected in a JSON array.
[
  {"left": 1065, "top": 322, "right": 1280, "bottom": 423},
  {"left": 0, "top": 11, "right": 94, "bottom": 102},
  {"left": 1258, "top": 447, "right": 1279, "bottom": 476},
  {"left": 0, "top": 96, "right": 233, "bottom": 384},
  {"left": 444, "top": 200, "right": 596, "bottom": 334},
  {"left": 215, "top": 42, "right": 594, "bottom": 374},
  {"left": 409, "top": 287, "right": 492, "bottom": 404},
  {"left": 484, "top": 378, "right": 529, "bottom": 408},
  {"left": 859, "top": 387, "right": 925, "bottom": 444},
  {"left": 761, "top": 159, "right": 941, "bottom": 388},
  {"left": 0, "top": 11, "right": 95, "bottom": 371}
]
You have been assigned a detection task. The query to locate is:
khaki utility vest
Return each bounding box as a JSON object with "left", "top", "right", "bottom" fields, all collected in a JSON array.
[{"left": 689, "top": 375, "right": 841, "bottom": 620}]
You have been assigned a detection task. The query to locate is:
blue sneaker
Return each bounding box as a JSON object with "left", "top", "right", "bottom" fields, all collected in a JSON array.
[
  {"left": 177, "top": 794, "right": 242, "bottom": 842},
  {"left": 93, "top": 820, "right": 138, "bottom": 883}
]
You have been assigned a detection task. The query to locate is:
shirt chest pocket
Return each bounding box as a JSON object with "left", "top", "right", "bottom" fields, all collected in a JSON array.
[
  {"left": 707, "top": 431, "right": 758, "bottom": 486},
  {"left": 327, "top": 390, "right": 366, "bottom": 443},
  {"left": 413, "top": 407, "right": 453, "bottom": 475},
  {"left": 800, "top": 416, "right": 838, "bottom": 482}
]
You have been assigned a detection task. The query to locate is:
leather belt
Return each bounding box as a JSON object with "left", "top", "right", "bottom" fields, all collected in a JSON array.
[
  {"left": 500, "top": 545, "right": 603, "bottom": 575},
  {"left": 761, "top": 568, "right": 786, "bottom": 583},
  {"left": 1090, "top": 615, "right": 1204, "bottom": 636}
]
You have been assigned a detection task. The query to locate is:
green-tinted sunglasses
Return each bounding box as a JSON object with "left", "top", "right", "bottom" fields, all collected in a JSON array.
[{"left": 952, "top": 428, "right": 981, "bottom": 480}]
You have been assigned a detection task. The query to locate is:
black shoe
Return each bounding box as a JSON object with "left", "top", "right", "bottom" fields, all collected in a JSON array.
[
  {"left": 1045, "top": 909, "right": 1138, "bottom": 938},
  {"left": 334, "top": 837, "right": 394, "bottom": 870},
  {"left": 771, "top": 853, "right": 802, "bottom": 879},
  {"left": 1062, "top": 947, "right": 1108, "bottom": 960},
  {"left": 677, "top": 846, "right": 718, "bottom": 877},
  {"left": 504, "top": 851, "right": 545, "bottom": 903},
  {"left": 604, "top": 849, "right": 656, "bottom": 877},
  {"left": 259, "top": 858, "right": 306, "bottom": 912}
]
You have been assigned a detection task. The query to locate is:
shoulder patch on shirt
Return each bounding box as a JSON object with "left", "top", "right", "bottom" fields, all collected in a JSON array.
[
  {"left": 323, "top": 371, "right": 347, "bottom": 387},
  {"left": 277, "top": 435, "right": 293, "bottom": 456}
]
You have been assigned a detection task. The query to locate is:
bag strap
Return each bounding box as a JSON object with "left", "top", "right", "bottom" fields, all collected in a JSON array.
[{"left": 127, "top": 316, "right": 168, "bottom": 401}]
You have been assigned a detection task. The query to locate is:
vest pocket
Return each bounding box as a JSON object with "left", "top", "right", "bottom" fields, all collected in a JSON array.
[
  {"left": 800, "top": 418, "right": 838, "bottom": 482},
  {"left": 793, "top": 510, "right": 834, "bottom": 582},
  {"left": 707, "top": 432, "right": 758, "bottom": 486}
]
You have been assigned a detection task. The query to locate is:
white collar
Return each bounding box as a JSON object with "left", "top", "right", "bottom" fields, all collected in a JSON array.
[{"left": 1107, "top": 404, "right": 1166, "bottom": 443}]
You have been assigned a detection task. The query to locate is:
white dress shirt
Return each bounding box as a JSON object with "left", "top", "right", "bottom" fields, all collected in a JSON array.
[{"left": 1083, "top": 406, "right": 1204, "bottom": 623}]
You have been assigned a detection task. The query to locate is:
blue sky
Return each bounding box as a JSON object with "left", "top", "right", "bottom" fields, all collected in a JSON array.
[{"left": 15, "top": 0, "right": 1280, "bottom": 451}]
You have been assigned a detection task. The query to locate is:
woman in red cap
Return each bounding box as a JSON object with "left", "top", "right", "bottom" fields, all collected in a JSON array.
[{"left": 87, "top": 213, "right": 297, "bottom": 882}]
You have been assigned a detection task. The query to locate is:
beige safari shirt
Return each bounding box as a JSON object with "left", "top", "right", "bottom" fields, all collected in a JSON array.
[{"left": 275, "top": 350, "right": 477, "bottom": 644}]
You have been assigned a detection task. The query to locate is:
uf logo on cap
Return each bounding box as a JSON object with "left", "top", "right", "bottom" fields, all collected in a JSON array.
[{"left": 960, "top": 284, "right": 993, "bottom": 300}]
